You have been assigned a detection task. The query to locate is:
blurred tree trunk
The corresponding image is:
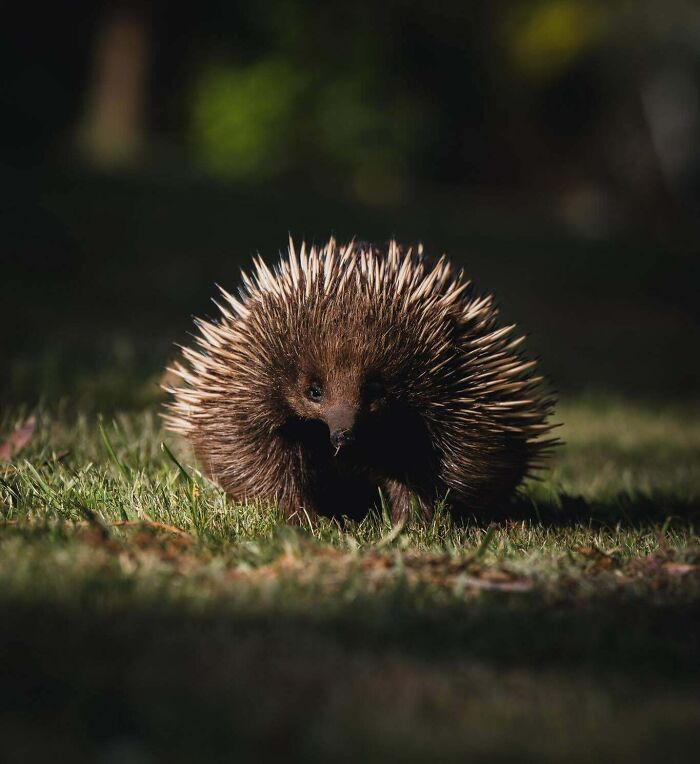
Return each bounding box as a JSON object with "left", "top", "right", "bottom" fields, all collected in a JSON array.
[{"left": 79, "top": 2, "right": 151, "bottom": 167}]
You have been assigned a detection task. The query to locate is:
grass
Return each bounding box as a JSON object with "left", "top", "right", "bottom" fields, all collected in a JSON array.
[{"left": 1, "top": 397, "right": 700, "bottom": 763}]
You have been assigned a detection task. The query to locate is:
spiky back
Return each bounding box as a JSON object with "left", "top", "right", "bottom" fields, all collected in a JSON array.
[{"left": 164, "top": 238, "right": 557, "bottom": 513}]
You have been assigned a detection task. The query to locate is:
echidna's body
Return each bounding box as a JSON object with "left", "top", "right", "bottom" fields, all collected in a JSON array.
[{"left": 165, "top": 238, "right": 557, "bottom": 522}]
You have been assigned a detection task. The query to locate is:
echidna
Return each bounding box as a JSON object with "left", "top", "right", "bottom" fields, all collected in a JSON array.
[{"left": 164, "top": 238, "right": 557, "bottom": 522}]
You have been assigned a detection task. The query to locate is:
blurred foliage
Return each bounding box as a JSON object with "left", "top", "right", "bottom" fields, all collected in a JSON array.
[
  {"left": 190, "top": 11, "right": 433, "bottom": 200},
  {"left": 191, "top": 60, "right": 428, "bottom": 200},
  {"left": 184, "top": 1, "right": 453, "bottom": 189},
  {"left": 1, "top": 0, "right": 699, "bottom": 222},
  {"left": 192, "top": 59, "right": 306, "bottom": 179},
  {"left": 313, "top": 76, "right": 429, "bottom": 204},
  {"left": 503, "top": 0, "right": 610, "bottom": 82},
  {"left": 174, "top": 0, "right": 699, "bottom": 221}
]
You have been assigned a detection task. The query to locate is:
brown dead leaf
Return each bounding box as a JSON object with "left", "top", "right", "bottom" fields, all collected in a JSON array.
[
  {"left": 0, "top": 416, "right": 36, "bottom": 462},
  {"left": 662, "top": 562, "right": 698, "bottom": 577},
  {"left": 457, "top": 574, "right": 534, "bottom": 592},
  {"left": 112, "top": 520, "right": 192, "bottom": 539},
  {"left": 478, "top": 569, "right": 521, "bottom": 584},
  {"left": 577, "top": 545, "right": 618, "bottom": 571},
  {"left": 76, "top": 524, "right": 121, "bottom": 553}
]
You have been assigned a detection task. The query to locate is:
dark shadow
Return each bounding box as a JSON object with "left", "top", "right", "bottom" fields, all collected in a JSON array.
[
  {"left": 0, "top": 587, "right": 699, "bottom": 761},
  {"left": 499, "top": 491, "right": 700, "bottom": 529}
]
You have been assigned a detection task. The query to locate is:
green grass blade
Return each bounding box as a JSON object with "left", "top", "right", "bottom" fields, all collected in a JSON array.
[
  {"left": 474, "top": 524, "right": 497, "bottom": 559},
  {"left": 161, "top": 441, "right": 193, "bottom": 484},
  {"left": 98, "top": 420, "right": 131, "bottom": 479}
]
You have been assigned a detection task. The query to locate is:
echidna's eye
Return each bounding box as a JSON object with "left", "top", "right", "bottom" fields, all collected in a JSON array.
[{"left": 307, "top": 383, "right": 323, "bottom": 403}]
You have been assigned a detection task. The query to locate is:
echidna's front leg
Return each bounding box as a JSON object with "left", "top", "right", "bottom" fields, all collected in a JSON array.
[
  {"left": 382, "top": 479, "right": 434, "bottom": 523},
  {"left": 277, "top": 482, "right": 328, "bottom": 523}
]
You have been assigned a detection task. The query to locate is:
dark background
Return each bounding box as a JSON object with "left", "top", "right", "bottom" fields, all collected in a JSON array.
[{"left": 2, "top": 0, "right": 699, "bottom": 408}]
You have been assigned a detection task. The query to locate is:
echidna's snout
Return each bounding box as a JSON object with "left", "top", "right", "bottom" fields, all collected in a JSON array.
[
  {"left": 325, "top": 403, "right": 357, "bottom": 452},
  {"left": 330, "top": 428, "right": 354, "bottom": 451}
]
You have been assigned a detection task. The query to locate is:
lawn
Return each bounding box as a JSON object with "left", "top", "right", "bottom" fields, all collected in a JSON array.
[{"left": 1, "top": 397, "right": 699, "bottom": 763}]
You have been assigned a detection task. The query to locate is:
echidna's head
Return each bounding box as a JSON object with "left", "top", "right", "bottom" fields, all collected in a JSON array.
[
  {"left": 285, "top": 365, "right": 388, "bottom": 452},
  {"left": 272, "top": 323, "right": 435, "bottom": 485}
]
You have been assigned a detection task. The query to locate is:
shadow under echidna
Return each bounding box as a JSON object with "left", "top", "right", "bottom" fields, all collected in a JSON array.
[{"left": 163, "top": 238, "right": 558, "bottom": 523}]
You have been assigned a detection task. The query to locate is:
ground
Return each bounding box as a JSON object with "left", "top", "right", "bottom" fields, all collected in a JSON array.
[{"left": 1, "top": 397, "right": 699, "bottom": 763}]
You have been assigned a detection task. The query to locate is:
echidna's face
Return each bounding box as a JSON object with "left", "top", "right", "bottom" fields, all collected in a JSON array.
[{"left": 285, "top": 364, "right": 389, "bottom": 454}]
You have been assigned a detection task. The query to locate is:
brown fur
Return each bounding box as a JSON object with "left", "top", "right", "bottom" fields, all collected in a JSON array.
[{"left": 163, "top": 238, "right": 558, "bottom": 522}]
